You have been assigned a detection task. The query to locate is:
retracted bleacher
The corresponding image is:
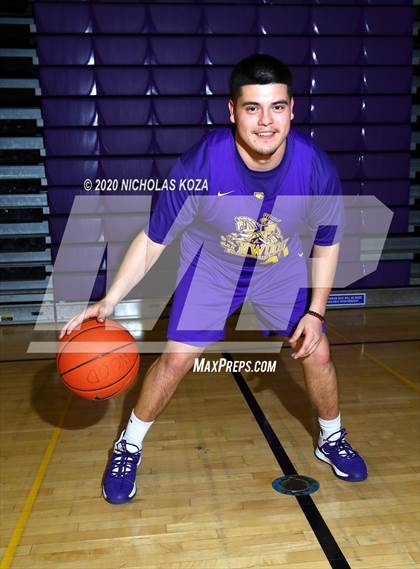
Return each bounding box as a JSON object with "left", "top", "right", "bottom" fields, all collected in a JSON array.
[{"left": 0, "top": 0, "right": 418, "bottom": 325}]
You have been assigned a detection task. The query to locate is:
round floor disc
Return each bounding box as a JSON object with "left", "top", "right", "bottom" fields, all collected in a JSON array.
[{"left": 272, "top": 475, "right": 319, "bottom": 496}]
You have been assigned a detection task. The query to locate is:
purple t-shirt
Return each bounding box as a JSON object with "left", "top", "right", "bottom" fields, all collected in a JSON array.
[
  {"left": 145, "top": 127, "right": 343, "bottom": 340},
  {"left": 146, "top": 127, "right": 343, "bottom": 277}
]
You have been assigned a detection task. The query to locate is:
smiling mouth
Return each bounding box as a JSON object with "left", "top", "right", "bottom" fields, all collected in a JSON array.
[{"left": 255, "top": 132, "right": 276, "bottom": 138}]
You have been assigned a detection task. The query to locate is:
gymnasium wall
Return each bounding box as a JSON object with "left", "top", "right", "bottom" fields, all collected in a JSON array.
[{"left": 33, "top": 1, "right": 415, "bottom": 305}]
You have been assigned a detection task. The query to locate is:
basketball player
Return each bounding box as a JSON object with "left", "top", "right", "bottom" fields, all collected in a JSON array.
[{"left": 60, "top": 54, "right": 367, "bottom": 504}]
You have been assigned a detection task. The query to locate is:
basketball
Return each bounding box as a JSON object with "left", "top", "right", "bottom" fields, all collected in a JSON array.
[{"left": 56, "top": 318, "right": 140, "bottom": 400}]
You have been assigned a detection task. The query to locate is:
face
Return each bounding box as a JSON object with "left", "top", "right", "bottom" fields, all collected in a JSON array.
[{"left": 228, "top": 83, "right": 294, "bottom": 167}]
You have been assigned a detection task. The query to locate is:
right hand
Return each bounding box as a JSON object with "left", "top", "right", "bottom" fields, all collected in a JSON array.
[{"left": 59, "top": 297, "right": 116, "bottom": 339}]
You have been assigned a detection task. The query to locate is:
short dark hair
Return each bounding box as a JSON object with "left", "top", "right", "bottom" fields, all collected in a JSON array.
[{"left": 229, "top": 54, "right": 293, "bottom": 102}]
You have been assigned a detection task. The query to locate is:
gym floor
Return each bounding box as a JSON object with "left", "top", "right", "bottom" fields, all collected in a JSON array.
[{"left": 1, "top": 306, "right": 419, "bottom": 569}]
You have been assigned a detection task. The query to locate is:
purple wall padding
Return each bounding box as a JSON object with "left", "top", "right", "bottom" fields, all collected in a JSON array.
[{"left": 34, "top": 1, "right": 414, "bottom": 300}]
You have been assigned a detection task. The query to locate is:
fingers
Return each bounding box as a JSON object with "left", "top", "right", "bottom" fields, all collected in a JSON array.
[
  {"left": 96, "top": 300, "right": 114, "bottom": 323},
  {"left": 96, "top": 307, "right": 106, "bottom": 323},
  {"left": 59, "top": 300, "right": 114, "bottom": 339},
  {"left": 59, "top": 310, "right": 87, "bottom": 339},
  {"left": 289, "top": 323, "right": 304, "bottom": 346},
  {"left": 292, "top": 334, "right": 312, "bottom": 359},
  {"left": 59, "top": 306, "right": 95, "bottom": 339},
  {"left": 289, "top": 314, "right": 324, "bottom": 359},
  {"left": 292, "top": 334, "right": 321, "bottom": 359}
]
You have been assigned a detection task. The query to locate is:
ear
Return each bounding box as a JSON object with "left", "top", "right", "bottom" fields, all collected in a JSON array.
[
  {"left": 228, "top": 99, "right": 235, "bottom": 124},
  {"left": 290, "top": 96, "right": 295, "bottom": 121}
]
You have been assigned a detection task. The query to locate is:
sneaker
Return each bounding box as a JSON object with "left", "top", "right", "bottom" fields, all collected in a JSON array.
[
  {"left": 102, "top": 430, "right": 142, "bottom": 504},
  {"left": 315, "top": 428, "right": 367, "bottom": 482}
]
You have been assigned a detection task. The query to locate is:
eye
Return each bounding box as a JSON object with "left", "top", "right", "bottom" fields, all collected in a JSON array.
[
  {"left": 273, "top": 105, "right": 286, "bottom": 112},
  {"left": 245, "top": 105, "right": 257, "bottom": 112}
]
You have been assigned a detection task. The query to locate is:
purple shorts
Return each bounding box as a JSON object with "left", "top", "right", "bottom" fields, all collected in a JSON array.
[{"left": 167, "top": 259, "right": 321, "bottom": 347}]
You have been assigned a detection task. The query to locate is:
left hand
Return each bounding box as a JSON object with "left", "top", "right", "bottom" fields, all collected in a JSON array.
[{"left": 288, "top": 313, "right": 323, "bottom": 359}]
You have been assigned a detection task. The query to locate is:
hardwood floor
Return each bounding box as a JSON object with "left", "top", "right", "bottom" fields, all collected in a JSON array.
[{"left": 1, "top": 307, "right": 419, "bottom": 568}]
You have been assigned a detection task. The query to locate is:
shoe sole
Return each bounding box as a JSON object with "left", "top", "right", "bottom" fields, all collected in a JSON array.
[{"left": 315, "top": 447, "right": 367, "bottom": 482}]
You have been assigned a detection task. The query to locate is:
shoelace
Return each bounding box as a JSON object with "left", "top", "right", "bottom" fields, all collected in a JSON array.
[
  {"left": 110, "top": 440, "right": 140, "bottom": 478},
  {"left": 326, "top": 429, "right": 356, "bottom": 459}
]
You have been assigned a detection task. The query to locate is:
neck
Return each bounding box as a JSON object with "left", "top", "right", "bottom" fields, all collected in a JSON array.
[{"left": 234, "top": 133, "right": 287, "bottom": 172}]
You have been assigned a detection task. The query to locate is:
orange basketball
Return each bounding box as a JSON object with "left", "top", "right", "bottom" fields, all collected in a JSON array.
[{"left": 56, "top": 318, "right": 140, "bottom": 400}]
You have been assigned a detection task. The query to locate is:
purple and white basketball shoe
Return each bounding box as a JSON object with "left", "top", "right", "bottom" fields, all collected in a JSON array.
[
  {"left": 102, "top": 431, "right": 142, "bottom": 504},
  {"left": 315, "top": 428, "right": 367, "bottom": 481}
]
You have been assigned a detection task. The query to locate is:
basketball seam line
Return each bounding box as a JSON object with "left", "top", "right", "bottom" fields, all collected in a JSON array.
[
  {"left": 95, "top": 370, "right": 138, "bottom": 400},
  {"left": 56, "top": 320, "right": 127, "bottom": 368},
  {"left": 62, "top": 353, "right": 140, "bottom": 394},
  {"left": 59, "top": 341, "right": 137, "bottom": 378}
]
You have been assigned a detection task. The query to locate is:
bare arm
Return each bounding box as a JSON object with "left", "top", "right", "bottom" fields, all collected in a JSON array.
[
  {"left": 308, "top": 242, "right": 340, "bottom": 317},
  {"left": 106, "top": 230, "right": 166, "bottom": 305},
  {"left": 289, "top": 242, "right": 339, "bottom": 358},
  {"left": 60, "top": 230, "right": 165, "bottom": 337}
]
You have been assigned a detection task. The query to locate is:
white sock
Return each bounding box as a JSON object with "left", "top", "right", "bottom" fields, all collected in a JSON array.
[
  {"left": 318, "top": 413, "right": 341, "bottom": 446},
  {"left": 123, "top": 409, "right": 154, "bottom": 450}
]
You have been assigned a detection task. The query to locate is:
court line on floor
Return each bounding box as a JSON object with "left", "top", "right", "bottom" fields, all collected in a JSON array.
[
  {"left": 360, "top": 351, "right": 420, "bottom": 393},
  {"left": 328, "top": 325, "right": 420, "bottom": 393},
  {"left": 0, "top": 394, "right": 73, "bottom": 569},
  {"left": 223, "top": 352, "right": 352, "bottom": 569}
]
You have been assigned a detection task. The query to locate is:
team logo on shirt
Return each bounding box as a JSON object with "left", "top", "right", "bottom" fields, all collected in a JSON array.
[{"left": 220, "top": 213, "right": 289, "bottom": 264}]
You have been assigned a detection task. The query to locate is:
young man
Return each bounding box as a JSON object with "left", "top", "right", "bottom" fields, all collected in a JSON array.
[{"left": 61, "top": 54, "right": 367, "bottom": 505}]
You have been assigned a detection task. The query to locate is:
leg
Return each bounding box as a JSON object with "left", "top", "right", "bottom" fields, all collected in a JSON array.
[
  {"left": 298, "top": 333, "right": 339, "bottom": 420},
  {"left": 134, "top": 340, "right": 204, "bottom": 421},
  {"left": 296, "top": 333, "right": 367, "bottom": 481},
  {"left": 103, "top": 340, "right": 204, "bottom": 504}
]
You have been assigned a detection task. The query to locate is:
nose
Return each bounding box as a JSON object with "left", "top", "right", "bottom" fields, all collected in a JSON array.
[{"left": 258, "top": 108, "right": 273, "bottom": 126}]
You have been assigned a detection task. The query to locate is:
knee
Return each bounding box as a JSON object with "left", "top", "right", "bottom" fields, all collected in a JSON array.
[
  {"left": 306, "top": 341, "right": 331, "bottom": 369},
  {"left": 159, "top": 352, "right": 196, "bottom": 380}
]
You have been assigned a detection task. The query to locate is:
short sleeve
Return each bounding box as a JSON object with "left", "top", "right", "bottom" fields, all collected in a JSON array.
[
  {"left": 308, "top": 149, "right": 344, "bottom": 247},
  {"left": 145, "top": 159, "right": 199, "bottom": 245}
]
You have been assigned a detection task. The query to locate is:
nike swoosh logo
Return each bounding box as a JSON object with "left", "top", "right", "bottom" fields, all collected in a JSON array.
[{"left": 217, "top": 190, "right": 234, "bottom": 197}]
